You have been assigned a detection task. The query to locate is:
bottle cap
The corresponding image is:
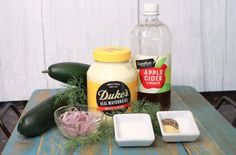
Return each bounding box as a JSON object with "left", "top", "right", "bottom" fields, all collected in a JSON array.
[
  {"left": 93, "top": 46, "right": 131, "bottom": 62},
  {"left": 143, "top": 3, "right": 159, "bottom": 15}
]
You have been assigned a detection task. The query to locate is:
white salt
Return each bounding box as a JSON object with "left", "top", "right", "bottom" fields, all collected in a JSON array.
[{"left": 117, "top": 121, "right": 149, "bottom": 139}]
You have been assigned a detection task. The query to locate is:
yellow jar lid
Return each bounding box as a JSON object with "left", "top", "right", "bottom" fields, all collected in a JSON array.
[{"left": 93, "top": 46, "right": 131, "bottom": 62}]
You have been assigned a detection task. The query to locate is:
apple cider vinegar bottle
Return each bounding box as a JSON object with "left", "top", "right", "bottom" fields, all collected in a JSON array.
[{"left": 131, "top": 3, "right": 171, "bottom": 110}]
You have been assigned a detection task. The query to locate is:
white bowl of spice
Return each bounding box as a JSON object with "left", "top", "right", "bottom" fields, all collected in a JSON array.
[{"left": 156, "top": 111, "right": 200, "bottom": 142}]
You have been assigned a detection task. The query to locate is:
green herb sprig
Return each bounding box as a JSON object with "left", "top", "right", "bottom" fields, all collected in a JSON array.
[
  {"left": 55, "top": 77, "right": 161, "bottom": 151},
  {"left": 130, "top": 99, "right": 161, "bottom": 135},
  {"left": 66, "top": 120, "right": 113, "bottom": 151},
  {"left": 55, "top": 76, "right": 87, "bottom": 107}
]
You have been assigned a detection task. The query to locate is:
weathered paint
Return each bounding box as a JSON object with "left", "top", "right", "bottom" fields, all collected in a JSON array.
[
  {"left": 2, "top": 87, "right": 236, "bottom": 154},
  {"left": 171, "top": 89, "right": 229, "bottom": 155},
  {"left": 153, "top": 137, "right": 188, "bottom": 155},
  {"left": 174, "top": 86, "right": 236, "bottom": 155}
]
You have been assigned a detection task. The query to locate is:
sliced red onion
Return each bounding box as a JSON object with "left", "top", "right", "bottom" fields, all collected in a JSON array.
[{"left": 58, "top": 109, "right": 100, "bottom": 137}]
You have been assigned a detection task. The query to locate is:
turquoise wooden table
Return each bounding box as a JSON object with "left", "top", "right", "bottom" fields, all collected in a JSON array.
[{"left": 2, "top": 86, "right": 236, "bottom": 155}]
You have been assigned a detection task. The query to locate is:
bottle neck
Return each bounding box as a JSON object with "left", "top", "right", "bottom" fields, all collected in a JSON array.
[{"left": 144, "top": 14, "right": 159, "bottom": 22}]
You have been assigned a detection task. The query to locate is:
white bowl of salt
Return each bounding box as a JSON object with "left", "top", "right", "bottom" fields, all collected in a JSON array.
[{"left": 113, "top": 113, "right": 155, "bottom": 147}]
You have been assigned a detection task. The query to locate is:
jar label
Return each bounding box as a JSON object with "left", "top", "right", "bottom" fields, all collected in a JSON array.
[
  {"left": 96, "top": 81, "right": 130, "bottom": 116},
  {"left": 88, "top": 80, "right": 137, "bottom": 116},
  {"left": 134, "top": 54, "right": 171, "bottom": 93}
]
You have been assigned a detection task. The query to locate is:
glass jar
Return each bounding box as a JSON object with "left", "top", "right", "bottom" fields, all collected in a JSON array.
[{"left": 87, "top": 47, "right": 137, "bottom": 116}]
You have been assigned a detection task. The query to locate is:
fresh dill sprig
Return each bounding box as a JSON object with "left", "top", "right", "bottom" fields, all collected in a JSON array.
[
  {"left": 130, "top": 99, "right": 161, "bottom": 135},
  {"left": 55, "top": 76, "right": 87, "bottom": 107},
  {"left": 66, "top": 120, "right": 113, "bottom": 151}
]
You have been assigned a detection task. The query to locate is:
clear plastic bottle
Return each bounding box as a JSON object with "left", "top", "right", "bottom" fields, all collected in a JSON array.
[{"left": 131, "top": 3, "right": 171, "bottom": 110}]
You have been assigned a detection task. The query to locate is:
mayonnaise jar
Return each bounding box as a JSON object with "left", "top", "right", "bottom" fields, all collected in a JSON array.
[{"left": 87, "top": 47, "right": 137, "bottom": 116}]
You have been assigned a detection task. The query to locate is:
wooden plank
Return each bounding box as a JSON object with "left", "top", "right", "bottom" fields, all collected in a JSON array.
[
  {"left": 224, "top": 0, "right": 236, "bottom": 90},
  {"left": 110, "top": 138, "right": 187, "bottom": 155},
  {"left": 171, "top": 90, "right": 224, "bottom": 155},
  {"left": 36, "top": 128, "right": 112, "bottom": 155},
  {"left": 35, "top": 130, "right": 188, "bottom": 155},
  {"left": 174, "top": 86, "right": 236, "bottom": 154},
  {"left": 200, "top": 0, "right": 226, "bottom": 91},
  {"left": 0, "top": 0, "right": 47, "bottom": 101}
]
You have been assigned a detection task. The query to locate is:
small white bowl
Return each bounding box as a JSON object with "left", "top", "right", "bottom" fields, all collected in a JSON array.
[
  {"left": 156, "top": 111, "right": 200, "bottom": 142},
  {"left": 113, "top": 114, "right": 155, "bottom": 147}
]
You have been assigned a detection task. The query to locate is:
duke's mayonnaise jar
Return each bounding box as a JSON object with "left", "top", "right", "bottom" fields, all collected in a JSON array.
[{"left": 87, "top": 47, "right": 137, "bottom": 116}]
